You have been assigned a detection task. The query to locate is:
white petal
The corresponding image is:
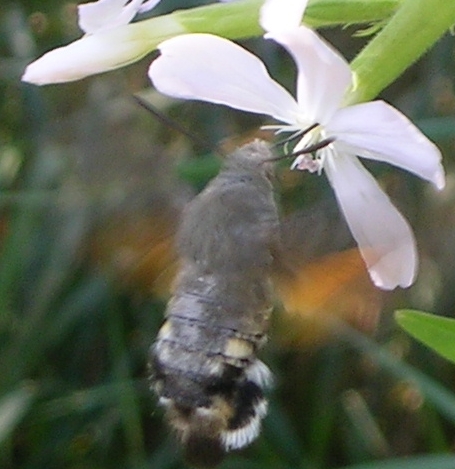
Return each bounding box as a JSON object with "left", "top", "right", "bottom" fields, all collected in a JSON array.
[
  {"left": 324, "top": 149, "right": 417, "bottom": 290},
  {"left": 327, "top": 101, "right": 445, "bottom": 190},
  {"left": 260, "top": 0, "right": 308, "bottom": 32},
  {"left": 266, "top": 26, "right": 352, "bottom": 124},
  {"left": 149, "top": 34, "right": 300, "bottom": 124},
  {"left": 21, "top": 27, "right": 150, "bottom": 85},
  {"left": 78, "top": 0, "right": 145, "bottom": 34}
]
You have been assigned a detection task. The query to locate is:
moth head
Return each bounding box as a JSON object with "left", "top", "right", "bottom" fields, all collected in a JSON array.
[{"left": 223, "top": 139, "right": 275, "bottom": 179}]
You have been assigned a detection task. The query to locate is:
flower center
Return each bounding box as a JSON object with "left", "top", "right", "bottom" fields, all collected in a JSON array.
[
  {"left": 290, "top": 124, "right": 334, "bottom": 175},
  {"left": 262, "top": 122, "right": 335, "bottom": 175},
  {"left": 292, "top": 153, "right": 323, "bottom": 173}
]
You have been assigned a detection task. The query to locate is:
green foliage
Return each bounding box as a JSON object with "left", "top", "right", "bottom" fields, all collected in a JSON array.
[
  {"left": 340, "top": 454, "right": 455, "bottom": 469},
  {"left": 396, "top": 310, "right": 455, "bottom": 364},
  {"left": 0, "top": 386, "right": 35, "bottom": 445},
  {"left": 176, "top": 153, "right": 221, "bottom": 191}
]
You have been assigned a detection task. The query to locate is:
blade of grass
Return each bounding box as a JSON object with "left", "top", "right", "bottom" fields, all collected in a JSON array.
[
  {"left": 0, "top": 274, "right": 109, "bottom": 389},
  {"left": 339, "top": 453, "right": 455, "bottom": 469},
  {"left": 307, "top": 346, "right": 345, "bottom": 467},
  {"left": 338, "top": 324, "right": 455, "bottom": 425},
  {"left": 0, "top": 384, "right": 35, "bottom": 467},
  {"left": 106, "top": 296, "right": 147, "bottom": 468}
]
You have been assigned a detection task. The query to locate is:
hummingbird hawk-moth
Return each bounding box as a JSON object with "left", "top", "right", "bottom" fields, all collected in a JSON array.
[
  {"left": 147, "top": 137, "right": 382, "bottom": 468},
  {"left": 92, "top": 97, "right": 381, "bottom": 467},
  {"left": 149, "top": 140, "right": 279, "bottom": 467},
  {"left": 59, "top": 92, "right": 382, "bottom": 469}
]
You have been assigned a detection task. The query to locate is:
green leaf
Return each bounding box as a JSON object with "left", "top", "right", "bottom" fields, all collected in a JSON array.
[
  {"left": 339, "top": 453, "right": 455, "bottom": 469},
  {"left": 395, "top": 310, "right": 455, "bottom": 364},
  {"left": 0, "top": 385, "right": 35, "bottom": 445}
]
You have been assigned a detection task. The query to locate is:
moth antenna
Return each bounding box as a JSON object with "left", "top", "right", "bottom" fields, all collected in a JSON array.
[
  {"left": 271, "top": 122, "right": 319, "bottom": 150},
  {"left": 290, "top": 137, "right": 336, "bottom": 157},
  {"left": 265, "top": 137, "right": 335, "bottom": 163},
  {"left": 133, "top": 94, "right": 222, "bottom": 156}
]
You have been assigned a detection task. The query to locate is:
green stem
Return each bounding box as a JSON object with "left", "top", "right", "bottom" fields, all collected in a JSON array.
[
  {"left": 133, "top": 0, "right": 401, "bottom": 48},
  {"left": 350, "top": 0, "right": 455, "bottom": 103},
  {"left": 172, "top": 0, "right": 400, "bottom": 38},
  {"left": 304, "top": 0, "right": 401, "bottom": 27}
]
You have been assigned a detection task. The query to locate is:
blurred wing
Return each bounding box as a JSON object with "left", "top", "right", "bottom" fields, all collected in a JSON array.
[
  {"left": 273, "top": 200, "right": 383, "bottom": 347},
  {"left": 274, "top": 248, "right": 383, "bottom": 347},
  {"left": 72, "top": 88, "right": 382, "bottom": 327},
  {"left": 92, "top": 194, "right": 383, "bottom": 339},
  {"left": 91, "top": 212, "right": 180, "bottom": 297},
  {"left": 62, "top": 88, "right": 188, "bottom": 298}
]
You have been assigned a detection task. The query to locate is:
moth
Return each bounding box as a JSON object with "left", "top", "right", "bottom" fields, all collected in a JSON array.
[
  {"left": 86, "top": 96, "right": 381, "bottom": 467},
  {"left": 149, "top": 140, "right": 279, "bottom": 468},
  {"left": 147, "top": 138, "right": 382, "bottom": 468}
]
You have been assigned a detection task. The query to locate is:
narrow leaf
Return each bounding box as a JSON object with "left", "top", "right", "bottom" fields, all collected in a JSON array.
[
  {"left": 0, "top": 386, "right": 35, "bottom": 445},
  {"left": 339, "top": 453, "right": 455, "bottom": 469},
  {"left": 396, "top": 309, "right": 455, "bottom": 364}
]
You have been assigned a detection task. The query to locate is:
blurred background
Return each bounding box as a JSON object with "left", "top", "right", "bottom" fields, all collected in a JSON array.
[{"left": 1, "top": 1, "right": 455, "bottom": 468}]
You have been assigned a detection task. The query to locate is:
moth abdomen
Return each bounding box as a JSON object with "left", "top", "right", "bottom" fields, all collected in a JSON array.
[
  {"left": 151, "top": 320, "right": 272, "bottom": 467},
  {"left": 150, "top": 271, "right": 273, "bottom": 466}
]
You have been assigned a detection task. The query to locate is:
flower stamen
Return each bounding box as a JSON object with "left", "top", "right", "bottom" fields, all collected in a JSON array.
[{"left": 290, "top": 136, "right": 334, "bottom": 174}]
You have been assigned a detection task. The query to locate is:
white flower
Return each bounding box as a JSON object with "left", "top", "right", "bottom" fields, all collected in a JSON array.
[
  {"left": 148, "top": 26, "right": 445, "bottom": 290},
  {"left": 78, "top": 0, "right": 161, "bottom": 35},
  {"left": 21, "top": 0, "right": 163, "bottom": 85}
]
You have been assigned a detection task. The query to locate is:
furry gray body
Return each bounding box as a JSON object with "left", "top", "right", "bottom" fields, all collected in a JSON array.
[{"left": 150, "top": 141, "right": 279, "bottom": 467}]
